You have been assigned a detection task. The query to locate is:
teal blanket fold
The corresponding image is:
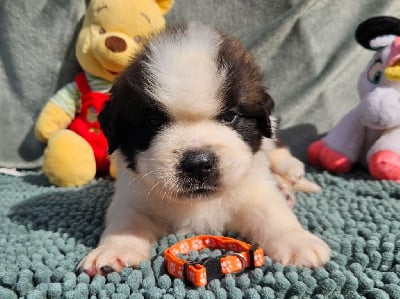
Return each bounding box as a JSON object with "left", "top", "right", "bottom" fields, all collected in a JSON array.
[{"left": 0, "top": 171, "right": 399, "bottom": 298}]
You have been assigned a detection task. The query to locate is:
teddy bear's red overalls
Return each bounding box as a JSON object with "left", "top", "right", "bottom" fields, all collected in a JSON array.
[{"left": 68, "top": 72, "right": 110, "bottom": 173}]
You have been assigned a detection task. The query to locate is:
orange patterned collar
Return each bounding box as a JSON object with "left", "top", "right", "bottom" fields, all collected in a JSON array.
[{"left": 164, "top": 235, "right": 265, "bottom": 287}]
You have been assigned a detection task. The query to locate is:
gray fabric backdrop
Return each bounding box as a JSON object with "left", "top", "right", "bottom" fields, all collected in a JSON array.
[{"left": 1, "top": 0, "right": 400, "bottom": 168}]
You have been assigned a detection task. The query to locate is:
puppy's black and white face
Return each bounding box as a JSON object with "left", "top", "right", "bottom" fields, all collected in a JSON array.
[{"left": 100, "top": 24, "right": 274, "bottom": 199}]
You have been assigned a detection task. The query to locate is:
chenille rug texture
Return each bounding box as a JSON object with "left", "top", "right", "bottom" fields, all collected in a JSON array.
[{"left": 0, "top": 170, "right": 399, "bottom": 299}]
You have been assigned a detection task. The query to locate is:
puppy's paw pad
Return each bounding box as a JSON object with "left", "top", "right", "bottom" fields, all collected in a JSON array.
[
  {"left": 77, "top": 244, "right": 148, "bottom": 276},
  {"left": 266, "top": 230, "right": 330, "bottom": 268}
]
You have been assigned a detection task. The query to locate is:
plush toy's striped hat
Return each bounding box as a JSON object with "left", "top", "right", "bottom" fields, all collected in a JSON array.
[{"left": 355, "top": 16, "right": 400, "bottom": 50}]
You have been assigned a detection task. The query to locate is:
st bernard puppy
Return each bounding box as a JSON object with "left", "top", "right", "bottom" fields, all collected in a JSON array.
[{"left": 79, "top": 24, "right": 330, "bottom": 276}]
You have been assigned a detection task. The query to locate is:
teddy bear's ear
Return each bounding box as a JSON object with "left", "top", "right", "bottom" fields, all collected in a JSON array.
[
  {"left": 153, "top": 0, "right": 174, "bottom": 15},
  {"left": 355, "top": 16, "right": 400, "bottom": 50}
]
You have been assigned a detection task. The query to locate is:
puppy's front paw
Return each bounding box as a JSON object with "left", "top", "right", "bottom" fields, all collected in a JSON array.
[
  {"left": 265, "top": 230, "right": 330, "bottom": 267},
  {"left": 283, "top": 161, "right": 305, "bottom": 185},
  {"left": 77, "top": 238, "right": 150, "bottom": 276}
]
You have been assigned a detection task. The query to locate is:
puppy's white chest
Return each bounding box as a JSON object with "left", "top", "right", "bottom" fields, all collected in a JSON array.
[{"left": 161, "top": 199, "right": 231, "bottom": 234}]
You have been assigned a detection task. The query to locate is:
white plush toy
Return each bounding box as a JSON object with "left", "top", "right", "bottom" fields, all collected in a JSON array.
[{"left": 308, "top": 16, "right": 400, "bottom": 181}]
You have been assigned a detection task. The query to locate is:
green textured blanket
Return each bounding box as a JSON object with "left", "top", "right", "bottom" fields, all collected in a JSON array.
[{"left": 0, "top": 171, "right": 399, "bottom": 298}]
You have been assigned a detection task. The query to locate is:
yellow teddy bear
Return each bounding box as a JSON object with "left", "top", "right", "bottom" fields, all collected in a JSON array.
[{"left": 35, "top": 0, "right": 174, "bottom": 187}]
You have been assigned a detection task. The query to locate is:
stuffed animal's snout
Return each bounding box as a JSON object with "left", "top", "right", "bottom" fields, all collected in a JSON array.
[
  {"left": 105, "top": 36, "right": 127, "bottom": 53},
  {"left": 92, "top": 32, "right": 138, "bottom": 74}
]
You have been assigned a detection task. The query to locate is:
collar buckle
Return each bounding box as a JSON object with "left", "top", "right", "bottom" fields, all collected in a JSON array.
[
  {"left": 202, "top": 257, "right": 224, "bottom": 281},
  {"left": 183, "top": 256, "right": 224, "bottom": 283}
]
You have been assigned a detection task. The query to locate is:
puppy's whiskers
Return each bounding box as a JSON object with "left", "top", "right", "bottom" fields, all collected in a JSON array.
[
  {"left": 160, "top": 175, "right": 180, "bottom": 203},
  {"left": 128, "top": 168, "right": 163, "bottom": 186},
  {"left": 128, "top": 170, "right": 155, "bottom": 186},
  {"left": 161, "top": 191, "right": 167, "bottom": 202},
  {"left": 164, "top": 184, "right": 177, "bottom": 203},
  {"left": 145, "top": 181, "right": 162, "bottom": 201}
]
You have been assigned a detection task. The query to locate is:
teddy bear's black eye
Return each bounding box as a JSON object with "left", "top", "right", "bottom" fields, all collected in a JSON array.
[{"left": 99, "top": 27, "right": 106, "bottom": 35}]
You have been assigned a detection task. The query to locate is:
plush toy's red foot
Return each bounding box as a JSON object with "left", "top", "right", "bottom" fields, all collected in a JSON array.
[
  {"left": 369, "top": 150, "right": 400, "bottom": 181},
  {"left": 307, "top": 140, "right": 352, "bottom": 174}
]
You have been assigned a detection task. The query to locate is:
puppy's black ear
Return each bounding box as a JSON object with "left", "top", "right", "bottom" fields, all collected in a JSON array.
[
  {"left": 261, "top": 91, "right": 275, "bottom": 138},
  {"left": 99, "top": 98, "right": 119, "bottom": 154},
  {"left": 262, "top": 91, "right": 274, "bottom": 115}
]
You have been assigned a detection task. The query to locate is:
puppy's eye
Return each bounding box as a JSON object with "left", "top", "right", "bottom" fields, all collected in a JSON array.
[
  {"left": 220, "top": 111, "right": 238, "bottom": 125},
  {"left": 146, "top": 115, "right": 163, "bottom": 130},
  {"left": 99, "top": 27, "right": 106, "bottom": 35}
]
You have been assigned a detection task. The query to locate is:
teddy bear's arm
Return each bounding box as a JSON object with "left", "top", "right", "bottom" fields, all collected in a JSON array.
[
  {"left": 323, "top": 107, "right": 365, "bottom": 162},
  {"left": 34, "top": 82, "right": 80, "bottom": 142}
]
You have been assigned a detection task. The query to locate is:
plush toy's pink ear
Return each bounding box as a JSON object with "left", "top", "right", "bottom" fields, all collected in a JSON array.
[
  {"left": 355, "top": 16, "right": 400, "bottom": 50},
  {"left": 153, "top": 0, "right": 174, "bottom": 15}
]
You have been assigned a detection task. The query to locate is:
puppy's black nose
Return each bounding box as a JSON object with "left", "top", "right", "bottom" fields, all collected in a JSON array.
[{"left": 180, "top": 150, "right": 217, "bottom": 181}]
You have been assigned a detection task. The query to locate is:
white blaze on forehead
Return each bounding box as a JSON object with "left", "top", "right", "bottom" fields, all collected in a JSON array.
[{"left": 143, "top": 23, "right": 227, "bottom": 120}]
